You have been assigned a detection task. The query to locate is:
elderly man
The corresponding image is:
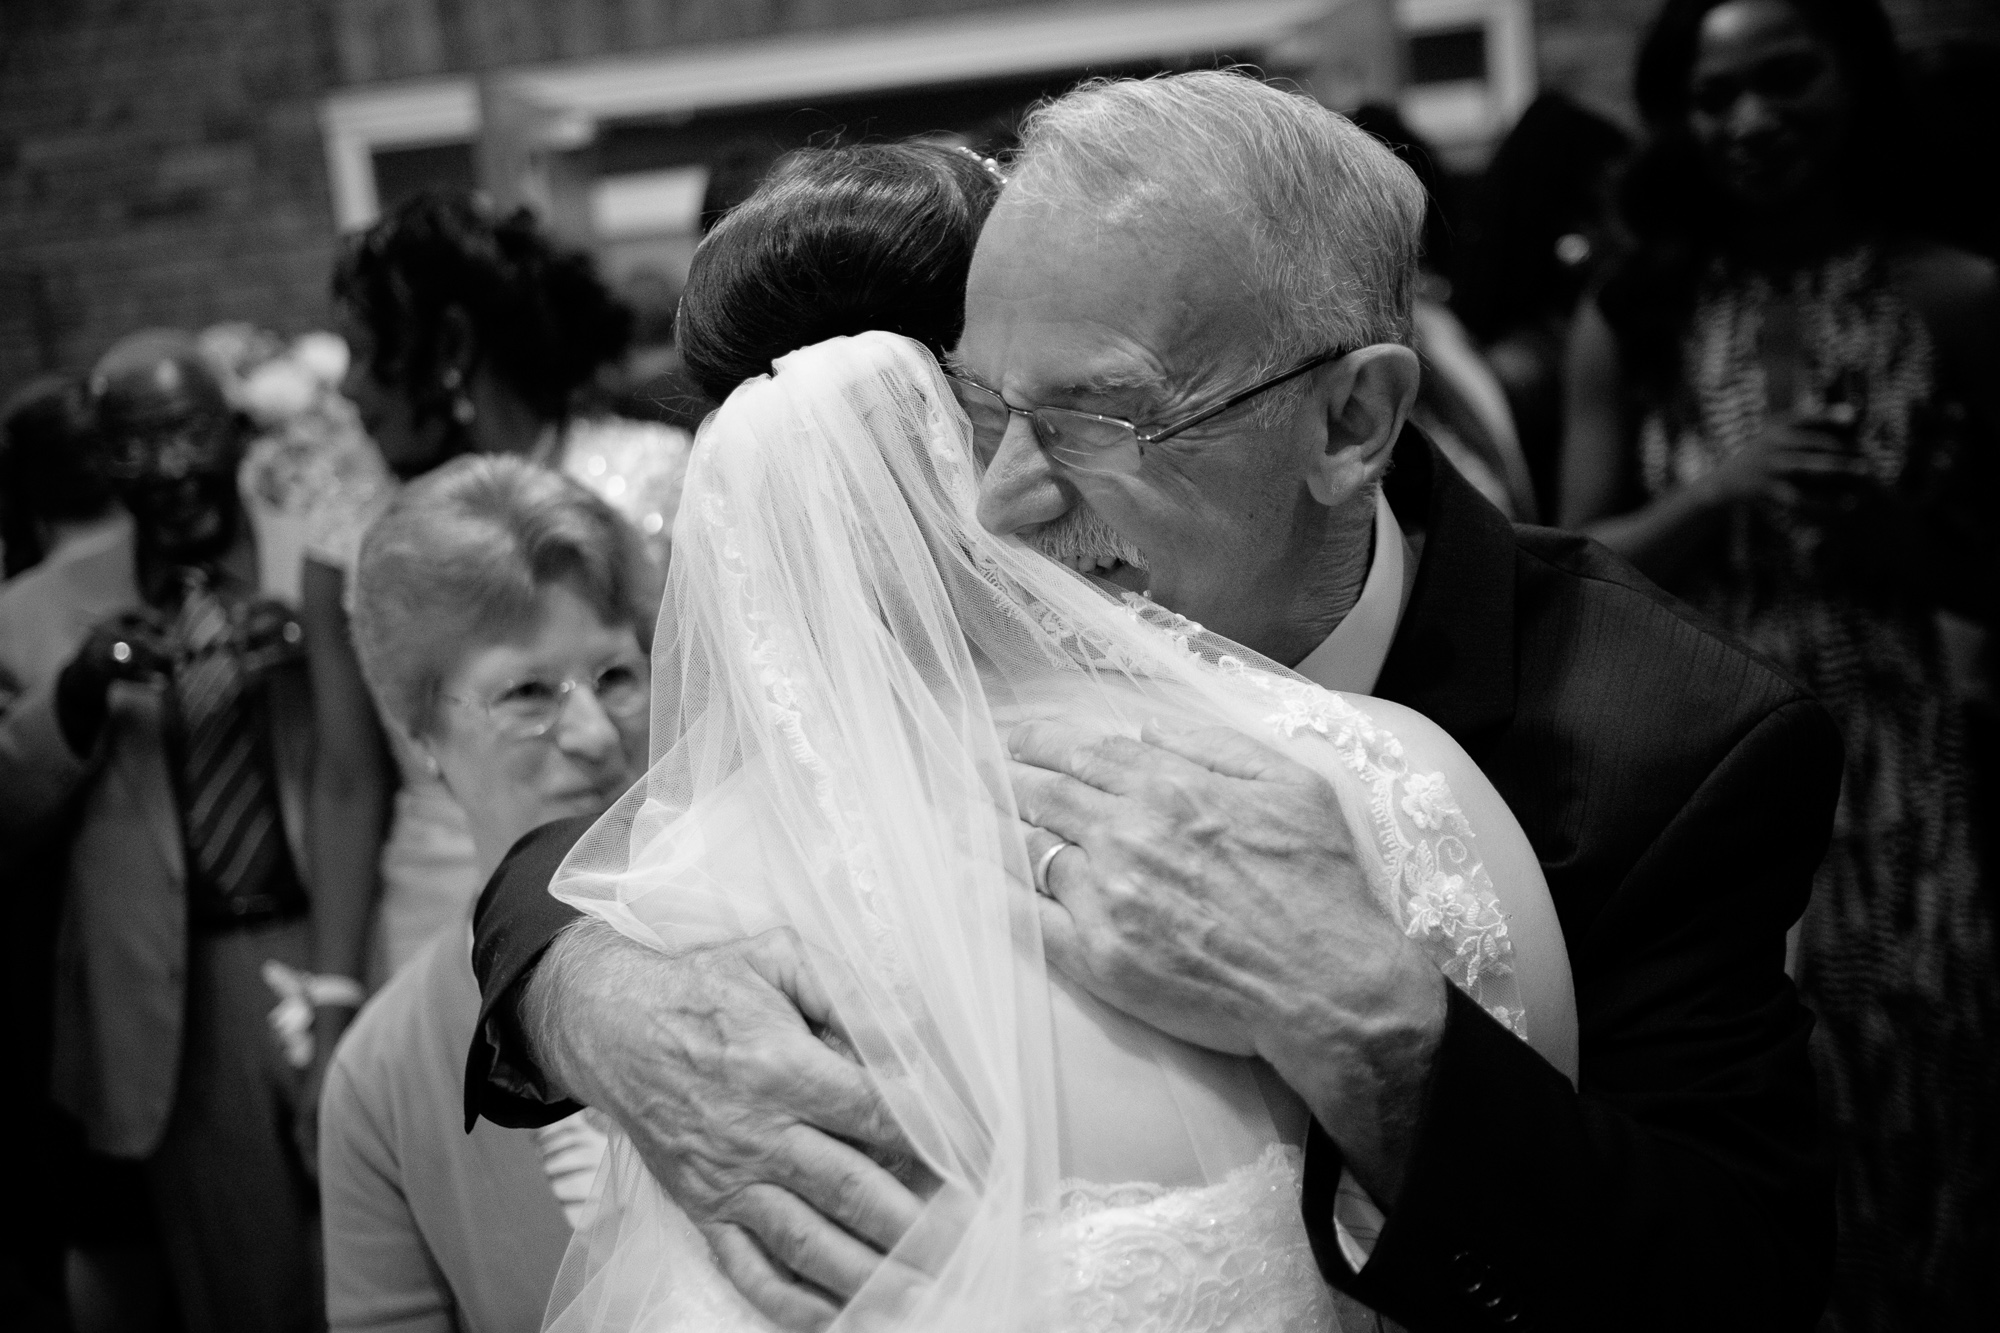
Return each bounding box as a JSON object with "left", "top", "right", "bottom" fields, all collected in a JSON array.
[{"left": 465, "top": 74, "right": 1837, "bottom": 1331}]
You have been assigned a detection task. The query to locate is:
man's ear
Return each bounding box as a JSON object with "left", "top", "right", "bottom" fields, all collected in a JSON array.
[{"left": 1305, "top": 343, "right": 1419, "bottom": 508}]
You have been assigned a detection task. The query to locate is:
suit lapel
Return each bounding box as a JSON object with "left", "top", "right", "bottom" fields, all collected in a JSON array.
[{"left": 1377, "top": 427, "right": 1518, "bottom": 744}]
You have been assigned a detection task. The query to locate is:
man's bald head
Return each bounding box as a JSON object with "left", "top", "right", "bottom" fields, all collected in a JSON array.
[
  {"left": 91, "top": 329, "right": 229, "bottom": 439},
  {"left": 1004, "top": 71, "right": 1427, "bottom": 377},
  {"left": 88, "top": 328, "right": 242, "bottom": 564}
]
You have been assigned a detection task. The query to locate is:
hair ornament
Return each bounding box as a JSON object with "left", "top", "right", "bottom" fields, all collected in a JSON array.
[{"left": 951, "top": 144, "right": 1009, "bottom": 186}]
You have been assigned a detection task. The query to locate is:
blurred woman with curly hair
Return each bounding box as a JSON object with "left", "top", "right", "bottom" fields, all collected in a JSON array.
[{"left": 301, "top": 193, "right": 687, "bottom": 1085}]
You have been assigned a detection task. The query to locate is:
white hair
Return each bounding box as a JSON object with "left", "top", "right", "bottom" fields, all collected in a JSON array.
[{"left": 1007, "top": 71, "right": 1426, "bottom": 403}]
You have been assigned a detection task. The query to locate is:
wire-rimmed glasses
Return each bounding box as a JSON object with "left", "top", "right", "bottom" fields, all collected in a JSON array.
[
  {"left": 444, "top": 659, "right": 651, "bottom": 742},
  {"left": 943, "top": 348, "right": 1349, "bottom": 476}
]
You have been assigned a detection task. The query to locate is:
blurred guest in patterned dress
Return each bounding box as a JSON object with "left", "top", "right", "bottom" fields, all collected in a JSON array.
[
  {"left": 1558, "top": 1, "right": 2000, "bottom": 1328},
  {"left": 303, "top": 193, "right": 688, "bottom": 1055}
]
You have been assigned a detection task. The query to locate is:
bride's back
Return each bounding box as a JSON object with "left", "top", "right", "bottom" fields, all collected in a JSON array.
[{"left": 549, "top": 331, "right": 1571, "bottom": 1332}]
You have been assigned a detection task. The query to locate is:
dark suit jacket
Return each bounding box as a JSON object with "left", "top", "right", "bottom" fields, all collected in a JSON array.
[
  {"left": 0, "top": 522, "right": 318, "bottom": 1158},
  {"left": 465, "top": 432, "right": 1840, "bottom": 1331}
]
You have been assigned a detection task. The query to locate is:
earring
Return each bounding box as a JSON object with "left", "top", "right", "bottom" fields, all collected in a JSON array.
[{"left": 441, "top": 368, "right": 475, "bottom": 426}]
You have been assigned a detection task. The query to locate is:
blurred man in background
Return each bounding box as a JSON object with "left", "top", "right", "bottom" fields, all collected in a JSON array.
[{"left": 0, "top": 332, "right": 328, "bottom": 1333}]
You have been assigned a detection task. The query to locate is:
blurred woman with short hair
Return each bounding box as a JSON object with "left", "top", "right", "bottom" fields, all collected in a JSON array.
[{"left": 319, "top": 454, "right": 656, "bottom": 1333}]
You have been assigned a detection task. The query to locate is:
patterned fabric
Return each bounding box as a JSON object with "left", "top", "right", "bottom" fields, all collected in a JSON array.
[
  {"left": 295, "top": 432, "right": 396, "bottom": 581},
  {"left": 1638, "top": 246, "right": 1998, "bottom": 1333},
  {"left": 549, "top": 416, "right": 693, "bottom": 572},
  {"left": 169, "top": 570, "right": 306, "bottom": 925},
  {"left": 1052, "top": 1146, "right": 1339, "bottom": 1332},
  {"left": 1123, "top": 591, "right": 1528, "bottom": 1038}
]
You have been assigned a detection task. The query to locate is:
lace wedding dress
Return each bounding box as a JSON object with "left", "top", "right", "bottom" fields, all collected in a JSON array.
[{"left": 547, "top": 333, "right": 1576, "bottom": 1332}]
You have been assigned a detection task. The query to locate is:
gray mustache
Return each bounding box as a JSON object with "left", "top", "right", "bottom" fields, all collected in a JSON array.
[{"left": 1024, "top": 505, "right": 1148, "bottom": 569}]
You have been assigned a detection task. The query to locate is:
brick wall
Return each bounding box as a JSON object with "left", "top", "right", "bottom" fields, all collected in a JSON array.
[
  {"left": 3, "top": 0, "right": 1996, "bottom": 396},
  {"left": 0, "top": 0, "right": 1049, "bottom": 395},
  {"left": 0, "top": 0, "right": 348, "bottom": 396}
]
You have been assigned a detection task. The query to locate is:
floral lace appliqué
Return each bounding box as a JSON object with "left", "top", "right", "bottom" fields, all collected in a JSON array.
[
  {"left": 1049, "top": 1146, "right": 1340, "bottom": 1333},
  {"left": 1258, "top": 675, "right": 1522, "bottom": 1035},
  {"left": 1117, "top": 594, "right": 1527, "bottom": 1039}
]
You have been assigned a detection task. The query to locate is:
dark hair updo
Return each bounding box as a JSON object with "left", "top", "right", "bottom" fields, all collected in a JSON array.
[
  {"left": 676, "top": 142, "right": 1003, "bottom": 403},
  {"left": 333, "top": 191, "right": 634, "bottom": 424}
]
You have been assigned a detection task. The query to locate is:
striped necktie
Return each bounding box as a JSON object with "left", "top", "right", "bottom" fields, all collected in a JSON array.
[{"left": 171, "top": 570, "right": 286, "bottom": 904}]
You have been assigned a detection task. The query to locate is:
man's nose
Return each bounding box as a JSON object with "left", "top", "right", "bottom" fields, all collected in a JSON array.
[
  {"left": 553, "top": 685, "right": 622, "bottom": 765},
  {"left": 976, "top": 413, "right": 1072, "bottom": 537},
  {"left": 1726, "top": 93, "right": 1781, "bottom": 141}
]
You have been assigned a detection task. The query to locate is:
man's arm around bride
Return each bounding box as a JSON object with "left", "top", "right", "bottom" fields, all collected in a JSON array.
[{"left": 462, "top": 83, "right": 1838, "bottom": 1333}]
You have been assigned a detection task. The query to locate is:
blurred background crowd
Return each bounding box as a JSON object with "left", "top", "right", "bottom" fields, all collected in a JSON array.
[{"left": 2, "top": 2, "right": 1995, "bottom": 1332}]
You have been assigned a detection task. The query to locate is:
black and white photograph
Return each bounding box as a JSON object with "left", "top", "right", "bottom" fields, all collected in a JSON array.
[{"left": 2, "top": 2, "right": 1995, "bottom": 1331}]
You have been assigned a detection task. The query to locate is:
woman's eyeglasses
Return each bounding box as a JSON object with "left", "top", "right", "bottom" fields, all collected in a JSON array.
[
  {"left": 446, "top": 660, "right": 651, "bottom": 741},
  {"left": 944, "top": 349, "right": 1348, "bottom": 476}
]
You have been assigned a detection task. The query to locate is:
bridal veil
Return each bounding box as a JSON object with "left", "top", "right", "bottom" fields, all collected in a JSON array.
[{"left": 545, "top": 332, "right": 1575, "bottom": 1332}]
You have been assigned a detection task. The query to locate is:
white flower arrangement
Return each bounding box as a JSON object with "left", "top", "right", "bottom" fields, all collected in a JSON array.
[
  {"left": 198, "top": 323, "right": 391, "bottom": 605},
  {"left": 204, "top": 325, "right": 384, "bottom": 515}
]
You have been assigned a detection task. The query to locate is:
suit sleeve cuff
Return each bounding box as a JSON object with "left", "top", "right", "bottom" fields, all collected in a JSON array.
[
  {"left": 463, "top": 815, "right": 594, "bottom": 1131},
  {"left": 1302, "top": 984, "right": 1575, "bottom": 1330}
]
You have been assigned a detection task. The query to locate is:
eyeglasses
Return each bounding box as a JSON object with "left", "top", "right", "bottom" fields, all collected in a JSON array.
[
  {"left": 944, "top": 349, "right": 1348, "bottom": 476},
  {"left": 99, "top": 420, "right": 236, "bottom": 481},
  {"left": 444, "top": 659, "right": 651, "bottom": 741}
]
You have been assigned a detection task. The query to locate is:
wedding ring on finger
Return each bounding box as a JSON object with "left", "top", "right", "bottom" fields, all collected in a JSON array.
[{"left": 1033, "top": 839, "right": 1071, "bottom": 898}]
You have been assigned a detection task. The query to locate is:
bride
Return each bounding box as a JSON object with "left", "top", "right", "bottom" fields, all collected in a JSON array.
[{"left": 541, "top": 323, "right": 1575, "bottom": 1330}]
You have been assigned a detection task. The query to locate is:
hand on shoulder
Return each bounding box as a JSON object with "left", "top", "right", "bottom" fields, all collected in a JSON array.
[
  {"left": 1008, "top": 715, "right": 1449, "bottom": 1205},
  {"left": 527, "top": 920, "right": 925, "bottom": 1331}
]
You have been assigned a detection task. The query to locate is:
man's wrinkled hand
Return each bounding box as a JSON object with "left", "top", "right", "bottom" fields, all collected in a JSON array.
[
  {"left": 1008, "top": 716, "right": 1446, "bottom": 1204},
  {"left": 525, "top": 922, "right": 926, "bottom": 1332}
]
